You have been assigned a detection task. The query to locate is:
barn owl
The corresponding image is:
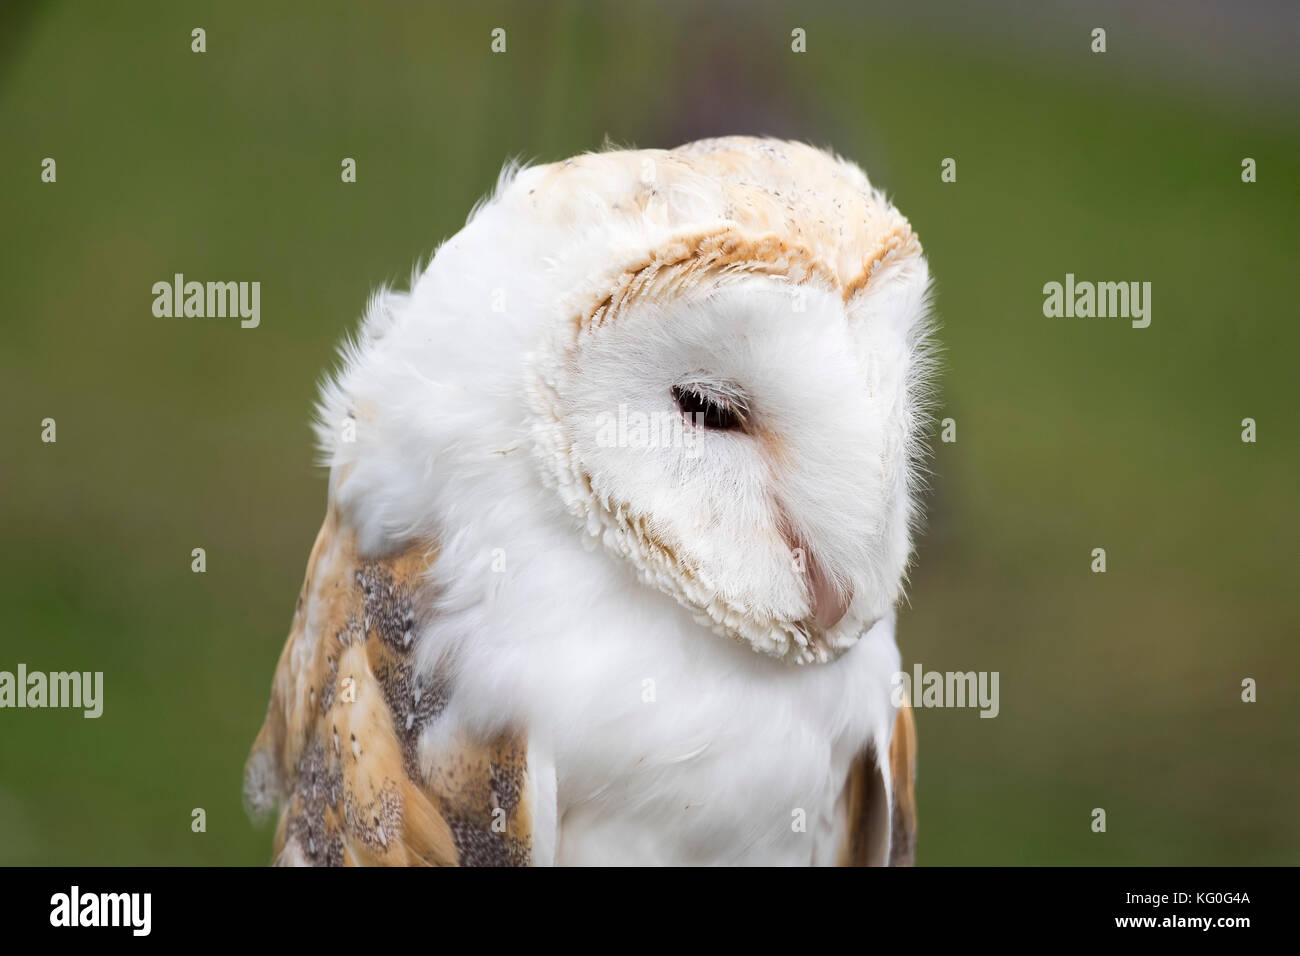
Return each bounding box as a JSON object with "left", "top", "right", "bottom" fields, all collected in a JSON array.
[{"left": 244, "top": 136, "right": 931, "bottom": 866}]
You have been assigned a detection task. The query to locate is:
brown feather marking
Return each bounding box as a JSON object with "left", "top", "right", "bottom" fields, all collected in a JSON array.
[
  {"left": 579, "top": 227, "right": 833, "bottom": 335},
  {"left": 888, "top": 698, "right": 918, "bottom": 866},
  {"left": 838, "top": 700, "right": 918, "bottom": 866},
  {"left": 422, "top": 730, "right": 533, "bottom": 866},
  {"left": 245, "top": 511, "right": 533, "bottom": 866}
]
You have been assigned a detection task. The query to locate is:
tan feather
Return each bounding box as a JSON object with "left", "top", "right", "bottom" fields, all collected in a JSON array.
[
  {"left": 838, "top": 700, "right": 918, "bottom": 866},
  {"left": 887, "top": 697, "right": 918, "bottom": 866},
  {"left": 244, "top": 507, "right": 532, "bottom": 866},
  {"left": 526, "top": 136, "right": 920, "bottom": 306}
]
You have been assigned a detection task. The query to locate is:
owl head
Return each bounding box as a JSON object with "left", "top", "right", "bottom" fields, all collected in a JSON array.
[{"left": 318, "top": 137, "right": 933, "bottom": 666}]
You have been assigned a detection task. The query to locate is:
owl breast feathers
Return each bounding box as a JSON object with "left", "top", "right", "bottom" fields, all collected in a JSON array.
[{"left": 246, "top": 136, "right": 930, "bottom": 865}]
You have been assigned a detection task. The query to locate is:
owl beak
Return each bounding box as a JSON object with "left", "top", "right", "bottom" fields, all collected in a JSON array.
[
  {"left": 776, "top": 505, "right": 853, "bottom": 632},
  {"left": 806, "top": 548, "right": 852, "bottom": 631}
]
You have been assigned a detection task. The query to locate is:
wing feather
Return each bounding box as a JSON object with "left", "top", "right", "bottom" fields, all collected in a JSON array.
[
  {"left": 244, "top": 508, "right": 532, "bottom": 866},
  {"left": 838, "top": 700, "right": 918, "bottom": 866}
]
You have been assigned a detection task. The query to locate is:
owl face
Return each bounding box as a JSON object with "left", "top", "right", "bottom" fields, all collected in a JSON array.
[
  {"left": 528, "top": 231, "right": 931, "bottom": 665},
  {"left": 316, "top": 138, "right": 930, "bottom": 667}
]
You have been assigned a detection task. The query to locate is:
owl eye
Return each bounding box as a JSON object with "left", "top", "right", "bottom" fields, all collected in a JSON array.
[{"left": 672, "top": 385, "right": 744, "bottom": 431}]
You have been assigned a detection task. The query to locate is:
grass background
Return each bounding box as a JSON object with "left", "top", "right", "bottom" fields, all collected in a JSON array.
[{"left": 1, "top": 0, "right": 1296, "bottom": 864}]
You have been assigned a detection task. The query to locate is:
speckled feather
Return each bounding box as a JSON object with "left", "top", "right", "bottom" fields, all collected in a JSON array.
[{"left": 244, "top": 510, "right": 532, "bottom": 866}]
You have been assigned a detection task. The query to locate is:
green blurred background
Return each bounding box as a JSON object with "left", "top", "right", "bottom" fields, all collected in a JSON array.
[{"left": 1, "top": 0, "right": 1296, "bottom": 865}]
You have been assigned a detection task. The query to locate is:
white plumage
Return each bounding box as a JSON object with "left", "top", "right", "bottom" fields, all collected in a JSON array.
[{"left": 246, "top": 136, "right": 931, "bottom": 866}]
